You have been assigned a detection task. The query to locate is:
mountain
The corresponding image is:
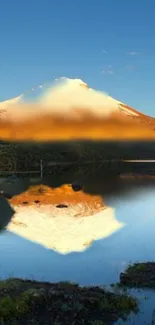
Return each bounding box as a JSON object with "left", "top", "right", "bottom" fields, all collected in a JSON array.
[
  {"left": 0, "top": 76, "right": 152, "bottom": 119},
  {"left": 0, "top": 77, "right": 155, "bottom": 141},
  {"left": 0, "top": 77, "right": 118, "bottom": 115},
  {"left": 118, "top": 102, "right": 155, "bottom": 130}
]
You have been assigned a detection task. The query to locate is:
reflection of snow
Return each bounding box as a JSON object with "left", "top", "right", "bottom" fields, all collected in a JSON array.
[{"left": 8, "top": 205, "right": 125, "bottom": 254}]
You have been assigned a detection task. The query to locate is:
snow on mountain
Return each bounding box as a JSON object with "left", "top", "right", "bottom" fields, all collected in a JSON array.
[
  {"left": 119, "top": 104, "right": 138, "bottom": 116},
  {"left": 0, "top": 78, "right": 121, "bottom": 118},
  {"left": 0, "top": 77, "right": 147, "bottom": 120},
  {"left": 0, "top": 95, "right": 21, "bottom": 106}
]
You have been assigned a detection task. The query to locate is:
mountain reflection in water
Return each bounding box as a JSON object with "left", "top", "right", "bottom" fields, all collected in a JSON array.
[
  {"left": 0, "top": 164, "right": 155, "bottom": 324},
  {"left": 8, "top": 205, "right": 125, "bottom": 254},
  {"left": 1, "top": 188, "right": 155, "bottom": 283}
]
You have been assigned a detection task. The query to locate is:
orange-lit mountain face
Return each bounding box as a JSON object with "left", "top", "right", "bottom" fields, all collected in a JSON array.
[
  {"left": 119, "top": 102, "right": 155, "bottom": 127},
  {"left": 0, "top": 78, "right": 155, "bottom": 142}
]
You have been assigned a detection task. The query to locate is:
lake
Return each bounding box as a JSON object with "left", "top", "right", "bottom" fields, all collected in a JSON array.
[{"left": 0, "top": 173, "right": 155, "bottom": 324}]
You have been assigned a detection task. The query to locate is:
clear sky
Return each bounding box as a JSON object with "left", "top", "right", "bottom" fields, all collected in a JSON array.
[{"left": 0, "top": 0, "right": 155, "bottom": 115}]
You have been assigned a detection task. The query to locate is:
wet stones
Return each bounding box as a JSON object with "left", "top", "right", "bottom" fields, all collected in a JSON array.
[{"left": 71, "top": 183, "right": 83, "bottom": 192}]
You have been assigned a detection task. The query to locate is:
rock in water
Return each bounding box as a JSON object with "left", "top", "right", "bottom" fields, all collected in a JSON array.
[
  {"left": 0, "top": 196, "right": 15, "bottom": 230},
  {"left": 72, "top": 183, "right": 83, "bottom": 192}
]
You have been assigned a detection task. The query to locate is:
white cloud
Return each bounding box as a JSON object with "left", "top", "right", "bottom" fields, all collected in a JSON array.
[
  {"left": 101, "top": 64, "right": 114, "bottom": 75},
  {"left": 127, "top": 51, "right": 139, "bottom": 56},
  {"left": 102, "top": 50, "right": 108, "bottom": 54},
  {"left": 125, "top": 64, "right": 135, "bottom": 71}
]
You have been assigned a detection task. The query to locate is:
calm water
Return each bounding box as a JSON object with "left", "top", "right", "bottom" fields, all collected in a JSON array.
[{"left": 1, "top": 178, "right": 155, "bottom": 324}]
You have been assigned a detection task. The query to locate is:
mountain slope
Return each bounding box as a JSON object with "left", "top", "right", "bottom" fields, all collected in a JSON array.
[
  {"left": 0, "top": 77, "right": 155, "bottom": 141},
  {"left": 119, "top": 102, "right": 155, "bottom": 130}
]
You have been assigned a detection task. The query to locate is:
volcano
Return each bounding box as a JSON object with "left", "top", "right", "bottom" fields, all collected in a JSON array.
[{"left": 0, "top": 77, "right": 155, "bottom": 141}]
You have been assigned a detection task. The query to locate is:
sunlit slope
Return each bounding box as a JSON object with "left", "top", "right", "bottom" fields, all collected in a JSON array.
[{"left": 0, "top": 78, "right": 155, "bottom": 141}]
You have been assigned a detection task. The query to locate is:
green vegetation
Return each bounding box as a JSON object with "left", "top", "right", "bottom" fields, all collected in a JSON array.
[
  {"left": 0, "top": 141, "right": 124, "bottom": 176},
  {"left": 0, "top": 278, "right": 138, "bottom": 325},
  {"left": 1, "top": 140, "right": 155, "bottom": 173},
  {"left": 0, "top": 295, "right": 29, "bottom": 321},
  {"left": 119, "top": 262, "right": 155, "bottom": 288},
  {"left": 1, "top": 140, "right": 155, "bottom": 178}
]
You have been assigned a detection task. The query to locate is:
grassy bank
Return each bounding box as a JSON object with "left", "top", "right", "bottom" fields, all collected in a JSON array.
[{"left": 0, "top": 278, "right": 138, "bottom": 325}]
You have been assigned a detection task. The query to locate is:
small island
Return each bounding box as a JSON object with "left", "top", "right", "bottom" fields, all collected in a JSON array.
[
  {"left": 120, "top": 262, "right": 155, "bottom": 288},
  {"left": 0, "top": 278, "right": 138, "bottom": 325}
]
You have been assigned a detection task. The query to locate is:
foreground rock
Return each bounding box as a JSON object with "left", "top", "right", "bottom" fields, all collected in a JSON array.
[
  {"left": 0, "top": 196, "right": 14, "bottom": 229},
  {"left": 120, "top": 262, "right": 155, "bottom": 288},
  {"left": 0, "top": 278, "right": 138, "bottom": 325}
]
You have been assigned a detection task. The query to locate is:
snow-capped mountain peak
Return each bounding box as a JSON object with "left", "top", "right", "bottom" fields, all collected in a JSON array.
[
  {"left": 0, "top": 77, "right": 120, "bottom": 118},
  {"left": 0, "top": 77, "right": 152, "bottom": 122}
]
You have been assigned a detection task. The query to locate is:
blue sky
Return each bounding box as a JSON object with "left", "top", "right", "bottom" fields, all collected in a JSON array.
[{"left": 0, "top": 0, "right": 155, "bottom": 115}]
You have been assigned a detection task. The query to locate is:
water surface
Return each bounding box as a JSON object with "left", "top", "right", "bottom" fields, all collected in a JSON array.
[{"left": 1, "top": 176, "right": 155, "bottom": 324}]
